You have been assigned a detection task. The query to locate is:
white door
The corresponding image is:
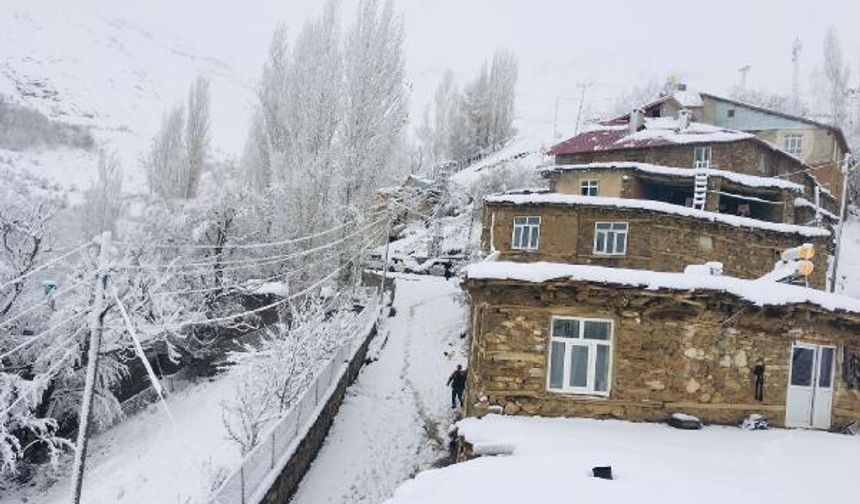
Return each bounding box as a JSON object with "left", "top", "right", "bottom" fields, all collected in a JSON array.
[{"left": 785, "top": 343, "right": 836, "bottom": 429}]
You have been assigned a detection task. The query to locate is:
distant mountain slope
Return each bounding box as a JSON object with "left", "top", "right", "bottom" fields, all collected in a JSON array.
[{"left": 0, "top": 1, "right": 256, "bottom": 195}]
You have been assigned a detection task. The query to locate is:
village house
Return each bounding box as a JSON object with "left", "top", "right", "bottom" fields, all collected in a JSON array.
[
  {"left": 625, "top": 86, "right": 849, "bottom": 197},
  {"left": 481, "top": 191, "right": 831, "bottom": 288},
  {"left": 460, "top": 91, "right": 856, "bottom": 430},
  {"left": 549, "top": 110, "right": 841, "bottom": 216},
  {"left": 462, "top": 261, "right": 860, "bottom": 429}
]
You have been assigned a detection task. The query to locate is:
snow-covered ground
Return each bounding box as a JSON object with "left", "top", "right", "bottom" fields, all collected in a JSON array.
[
  {"left": 291, "top": 274, "right": 468, "bottom": 504},
  {"left": 4, "top": 371, "right": 244, "bottom": 504},
  {"left": 383, "top": 414, "right": 860, "bottom": 504}
]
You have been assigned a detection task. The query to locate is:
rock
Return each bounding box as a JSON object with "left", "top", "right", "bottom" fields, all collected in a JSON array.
[
  {"left": 668, "top": 412, "right": 702, "bottom": 430},
  {"left": 503, "top": 402, "right": 521, "bottom": 415},
  {"left": 685, "top": 378, "right": 701, "bottom": 394},
  {"left": 645, "top": 380, "right": 666, "bottom": 391}
]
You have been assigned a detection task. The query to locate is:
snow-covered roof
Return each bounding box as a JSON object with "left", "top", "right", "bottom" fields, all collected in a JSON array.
[
  {"left": 541, "top": 161, "right": 805, "bottom": 193},
  {"left": 464, "top": 261, "right": 860, "bottom": 314},
  {"left": 549, "top": 117, "right": 754, "bottom": 156},
  {"left": 484, "top": 193, "right": 830, "bottom": 238},
  {"left": 794, "top": 197, "right": 839, "bottom": 221}
]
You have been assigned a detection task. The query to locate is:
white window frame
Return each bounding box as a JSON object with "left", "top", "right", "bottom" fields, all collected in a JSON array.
[
  {"left": 580, "top": 179, "right": 599, "bottom": 196},
  {"left": 511, "top": 216, "right": 540, "bottom": 251},
  {"left": 593, "top": 222, "right": 628, "bottom": 256},
  {"left": 784, "top": 134, "right": 803, "bottom": 156},
  {"left": 546, "top": 316, "right": 614, "bottom": 396},
  {"left": 693, "top": 146, "right": 712, "bottom": 168}
]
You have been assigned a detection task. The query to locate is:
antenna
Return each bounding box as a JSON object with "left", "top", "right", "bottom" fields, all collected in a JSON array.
[
  {"left": 738, "top": 65, "right": 752, "bottom": 90},
  {"left": 792, "top": 37, "right": 803, "bottom": 111}
]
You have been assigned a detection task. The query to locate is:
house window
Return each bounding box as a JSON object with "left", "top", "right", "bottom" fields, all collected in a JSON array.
[
  {"left": 593, "top": 222, "right": 628, "bottom": 255},
  {"left": 548, "top": 317, "right": 613, "bottom": 395},
  {"left": 693, "top": 146, "right": 712, "bottom": 168},
  {"left": 785, "top": 134, "right": 803, "bottom": 156},
  {"left": 727, "top": 109, "right": 735, "bottom": 118},
  {"left": 580, "top": 180, "right": 599, "bottom": 196},
  {"left": 512, "top": 216, "right": 540, "bottom": 250}
]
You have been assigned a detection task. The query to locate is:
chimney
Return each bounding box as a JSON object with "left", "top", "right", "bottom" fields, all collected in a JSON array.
[
  {"left": 677, "top": 109, "right": 692, "bottom": 130},
  {"left": 629, "top": 108, "right": 645, "bottom": 134}
]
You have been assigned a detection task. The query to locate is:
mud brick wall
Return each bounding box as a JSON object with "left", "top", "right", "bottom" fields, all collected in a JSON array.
[
  {"left": 463, "top": 280, "right": 860, "bottom": 427},
  {"left": 482, "top": 202, "right": 830, "bottom": 289}
]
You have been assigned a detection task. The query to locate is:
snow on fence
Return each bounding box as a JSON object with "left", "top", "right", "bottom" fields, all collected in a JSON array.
[{"left": 211, "top": 298, "right": 379, "bottom": 504}]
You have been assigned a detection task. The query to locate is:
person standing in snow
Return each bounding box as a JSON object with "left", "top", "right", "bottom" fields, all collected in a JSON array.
[{"left": 447, "top": 364, "right": 467, "bottom": 409}]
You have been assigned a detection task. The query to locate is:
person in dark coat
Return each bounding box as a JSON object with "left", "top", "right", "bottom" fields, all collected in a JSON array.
[{"left": 447, "top": 364, "right": 467, "bottom": 409}]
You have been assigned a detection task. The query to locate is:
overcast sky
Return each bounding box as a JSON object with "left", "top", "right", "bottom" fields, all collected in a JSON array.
[{"left": 79, "top": 0, "right": 860, "bottom": 139}]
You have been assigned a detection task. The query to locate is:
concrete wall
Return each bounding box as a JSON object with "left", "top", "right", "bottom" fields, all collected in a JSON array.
[
  {"left": 464, "top": 279, "right": 860, "bottom": 428},
  {"left": 482, "top": 202, "right": 830, "bottom": 289}
]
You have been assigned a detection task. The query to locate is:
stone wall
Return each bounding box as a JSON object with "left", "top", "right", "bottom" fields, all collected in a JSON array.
[
  {"left": 463, "top": 279, "right": 860, "bottom": 428},
  {"left": 482, "top": 201, "right": 830, "bottom": 289},
  {"left": 259, "top": 323, "right": 378, "bottom": 504}
]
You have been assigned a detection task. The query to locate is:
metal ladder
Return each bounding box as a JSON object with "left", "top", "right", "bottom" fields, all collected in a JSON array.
[{"left": 692, "top": 168, "right": 708, "bottom": 210}]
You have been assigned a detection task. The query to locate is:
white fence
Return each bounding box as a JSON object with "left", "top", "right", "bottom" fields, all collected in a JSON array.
[{"left": 212, "top": 298, "right": 379, "bottom": 504}]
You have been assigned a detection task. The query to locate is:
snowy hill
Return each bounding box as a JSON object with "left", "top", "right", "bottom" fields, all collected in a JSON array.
[{"left": 0, "top": 1, "right": 258, "bottom": 197}]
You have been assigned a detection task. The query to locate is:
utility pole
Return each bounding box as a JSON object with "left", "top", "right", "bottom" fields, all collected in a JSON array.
[
  {"left": 830, "top": 154, "right": 854, "bottom": 293},
  {"left": 69, "top": 231, "right": 111, "bottom": 504},
  {"left": 378, "top": 210, "right": 392, "bottom": 314}
]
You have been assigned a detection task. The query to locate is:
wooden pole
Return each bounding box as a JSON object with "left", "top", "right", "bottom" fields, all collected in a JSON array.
[{"left": 68, "top": 231, "right": 111, "bottom": 504}]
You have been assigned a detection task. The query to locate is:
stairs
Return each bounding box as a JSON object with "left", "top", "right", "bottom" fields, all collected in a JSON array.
[{"left": 692, "top": 169, "right": 708, "bottom": 210}]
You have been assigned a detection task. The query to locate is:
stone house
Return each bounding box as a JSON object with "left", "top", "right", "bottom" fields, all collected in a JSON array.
[
  {"left": 541, "top": 161, "right": 836, "bottom": 226},
  {"left": 626, "top": 87, "right": 849, "bottom": 197},
  {"left": 549, "top": 114, "right": 841, "bottom": 216},
  {"left": 462, "top": 261, "right": 860, "bottom": 429},
  {"left": 481, "top": 192, "right": 831, "bottom": 289}
]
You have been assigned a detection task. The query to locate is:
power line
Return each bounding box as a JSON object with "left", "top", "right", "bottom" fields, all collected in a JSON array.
[
  {"left": 0, "top": 277, "right": 92, "bottom": 330},
  {"left": 117, "top": 211, "right": 384, "bottom": 251},
  {"left": 0, "top": 310, "right": 88, "bottom": 361},
  {"left": 0, "top": 242, "right": 91, "bottom": 292},
  {"left": 125, "top": 218, "right": 385, "bottom": 273},
  {"left": 164, "top": 228, "right": 384, "bottom": 330}
]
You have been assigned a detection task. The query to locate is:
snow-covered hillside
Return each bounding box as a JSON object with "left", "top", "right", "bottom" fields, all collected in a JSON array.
[{"left": 0, "top": 1, "right": 257, "bottom": 197}]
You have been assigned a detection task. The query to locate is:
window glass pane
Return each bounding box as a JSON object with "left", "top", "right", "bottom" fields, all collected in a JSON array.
[
  {"left": 513, "top": 227, "right": 523, "bottom": 248},
  {"left": 596, "top": 223, "right": 611, "bottom": 231},
  {"left": 514, "top": 217, "right": 526, "bottom": 225},
  {"left": 791, "top": 347, "right": 814, "bottom": 387},
  {"left": 595, "top": 345, "right": 610, "bottom": 392},
  {"left": 613, "top": 223, "right": 628, "bottom": 231},
  {"left": 553, "top": 319, "right": 580, "bottom": 338},
  {"left": 605, "top": 231, "right": 616, "bottom": 253},
  {"left": 569, "top": 345, "right": 589, "bottom": 388},
  {"left": 819, "top": 347, "right": 834, "bottom": 388},
  {"left": 527, "top": 217, "right": 540, "bottom": 225},
  {"left": 549, "top": 341, "right": 565, "bottom": 389},
  {"left": 595, "top": 232, "right": 605, "bottom": 252},
  {"left": 529, "top": 226, "right": 539, "bottom": 248},
  {"left": 615, "top": 232, "right": 627, "bottom": 254},
  {"left": 583, "top": 321, "right": 610, "bottom": 340}
]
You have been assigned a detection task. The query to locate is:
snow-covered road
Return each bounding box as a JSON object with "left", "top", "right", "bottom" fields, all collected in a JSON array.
[{"left": 291, "top": 274, "right": 469, "bottom": 504}]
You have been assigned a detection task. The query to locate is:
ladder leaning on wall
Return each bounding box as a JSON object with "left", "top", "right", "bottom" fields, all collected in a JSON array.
[{"left": 692, "top": 168, "right": 708, "bottom": 210}]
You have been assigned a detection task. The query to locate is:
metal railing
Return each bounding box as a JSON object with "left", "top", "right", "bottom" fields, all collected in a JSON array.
[{"left": 212, "top": 298, "right": 379, "bottom": 504}]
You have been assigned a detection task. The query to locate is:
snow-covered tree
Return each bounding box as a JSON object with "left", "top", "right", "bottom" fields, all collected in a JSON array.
[
  {"left": 341, "top": 0, "right": 409, "bottom": 208},
  {"left": 144, "top": 77, "right": 211, "bottom": 199},
  {"left": 81, "top": 151, "right": 123, "bottom": 240},
  {"left": 821, "top": 26, "right": 850, "bottom": 130}
]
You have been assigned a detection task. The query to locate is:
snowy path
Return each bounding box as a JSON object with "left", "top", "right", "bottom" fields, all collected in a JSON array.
[{"left": 291, "top": 274, "right": 468, "bottom": 504}]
